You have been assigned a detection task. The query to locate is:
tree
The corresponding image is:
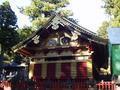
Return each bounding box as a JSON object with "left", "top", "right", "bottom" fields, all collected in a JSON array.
[
  {"left": 0, "top": 1, "right": 20, "bottom": 55},
  {"left": 103, "top": 0, "right": 120, "bottom": 27},
  {"left": 97, "top": 0, "right": 120, "bottom": 38},
  {"left": 23, "top": 0, "right": 73, "bottom": 29},
  {"left": 18, "top": 26, "right": 34, "bottom": 41},
  {"left": 97, "top": 21, "right": 109, "bottom": 39}
]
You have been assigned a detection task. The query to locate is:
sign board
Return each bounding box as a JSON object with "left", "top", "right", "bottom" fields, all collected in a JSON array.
[
  {"left": 108, "top": 28, "right": 120, "bottom": 44},
  {"left": 112, "top": 45, "right": 120, "bottom": 75}
]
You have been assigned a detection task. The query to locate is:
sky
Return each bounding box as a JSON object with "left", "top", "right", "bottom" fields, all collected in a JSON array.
[{"left": 0, "top": 0, "right": 109, "bottom": 33}]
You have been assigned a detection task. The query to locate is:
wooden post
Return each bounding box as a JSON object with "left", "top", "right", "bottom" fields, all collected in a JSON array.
[{"left": 0, "top": 81, "right": 11, "bottom": 90}]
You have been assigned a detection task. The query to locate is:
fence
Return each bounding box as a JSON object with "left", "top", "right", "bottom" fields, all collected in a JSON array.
[
  {"left": 32, "top": 79, "right": 91, "bottom": 90},
  {"left": 0, "top": 80, "right": 117, "bottom": 90},
  {"left": 96, "top": 81, "right": 116, "bottom": 90},
  {"left": 0, "top": 81, "right": 11, "bottom": 90}
]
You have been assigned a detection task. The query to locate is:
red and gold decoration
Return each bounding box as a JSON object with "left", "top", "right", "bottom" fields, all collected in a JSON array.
[{"left": 29, "top": 60, "right": 92, "bottom": 80}]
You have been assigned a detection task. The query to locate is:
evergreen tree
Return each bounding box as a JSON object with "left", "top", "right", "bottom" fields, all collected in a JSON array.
[
  {"left": 97, "top": 0, "right": 120, "bottom": 38},
  {"left": 18, "top": 26, "right": 34, "bottom": 41},
  {"left": 0, "top": 1, "right": 20, "bottom": 55},
  {"left": 24, "top": 0, "right": 73, "bottom": 29},
  {"left": 103, "top": 0, "right": 120, "bottom": 27},
  {"left": 97, "top": 21, "right": 109, "bottom": 39}
]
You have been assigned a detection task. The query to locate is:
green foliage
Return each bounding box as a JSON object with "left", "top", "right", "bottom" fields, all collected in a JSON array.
[
  {"left": 18, "top": 26, "right": 34, "bottom": 41},
  {"left": 103, "top": 0, "right": 120, "bottom": 16},
  {"left": 24, "top": 0, "right": 72, "bottom": 29},
  {"left": 97, "top": 21, "right": 109, "bottom": 39},
  {"left": 0, "top": 1, "right": 17, "bottom": 28},
  {"left": 0, "top": 1, "right": 20, "bottom": 55},
  {"left": 98, "top": 0, "right": 120, "bottom": 38},
  {"left": 103, "top": 0, "right": 120, "bottom": 27},
  {"left": 0, "top": 28, "right": 20, "bottom": 51}
]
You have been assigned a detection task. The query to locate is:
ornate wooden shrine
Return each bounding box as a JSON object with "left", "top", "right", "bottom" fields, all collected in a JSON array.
[{"left": 12, "top": 14, "right": 108, "bottom": 89}]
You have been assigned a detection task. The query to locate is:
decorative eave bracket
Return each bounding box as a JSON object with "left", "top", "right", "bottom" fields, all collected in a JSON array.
[{"left": 32, "top": 35, "right": 40, "bottom": 44}]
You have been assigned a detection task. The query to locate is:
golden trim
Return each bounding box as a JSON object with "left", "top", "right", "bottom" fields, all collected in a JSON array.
[
  {"left": 56, "top": 63, "right": 61, "bottom": 79},
  {"left": 30, "top": 59, "right": 91, "bottom": 64},
  {"left": 71, "top": 62, "right": 77, "bottom": 79},
  {"left": 41, "top": 63, "right": 47, "bottom": 79},
  {"left": 31, "top": 53, "right": 92, "bottom": 59},
  {"left": 29, "top": 64, "right": 34, "bottom": 79},
  {"left": 87, "top": 60, "right": 92, "bottom": 77}
]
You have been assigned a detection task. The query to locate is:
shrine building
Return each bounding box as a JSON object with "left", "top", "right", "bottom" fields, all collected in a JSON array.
[{"left": 12, "top": 14, "right": 108, "bottom": 89}]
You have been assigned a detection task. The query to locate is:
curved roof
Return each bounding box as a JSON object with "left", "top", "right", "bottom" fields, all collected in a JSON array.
[{"left": 12, "top": 13, "right": 107, "bottom": 56}]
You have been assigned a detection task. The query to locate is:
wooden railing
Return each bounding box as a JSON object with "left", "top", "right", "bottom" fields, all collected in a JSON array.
[
  {"left": 96, "top": 81, "right": 116, "bottom": 90},
  {"left": 0, "top": 79, "right": 117, "bottom": 90}
]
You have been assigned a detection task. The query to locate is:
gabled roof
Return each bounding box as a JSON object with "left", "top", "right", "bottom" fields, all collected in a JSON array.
[{"left": 12, "top": 13, "right": 107, "bottom": 55}]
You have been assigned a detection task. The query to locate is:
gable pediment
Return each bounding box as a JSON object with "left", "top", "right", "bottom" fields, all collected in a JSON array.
[
  {"left": 42, "top": 31, "right": 79, "bottom": 47},
  {"left": 12, "top": 14, "right": 107, "bottom": 56}
]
